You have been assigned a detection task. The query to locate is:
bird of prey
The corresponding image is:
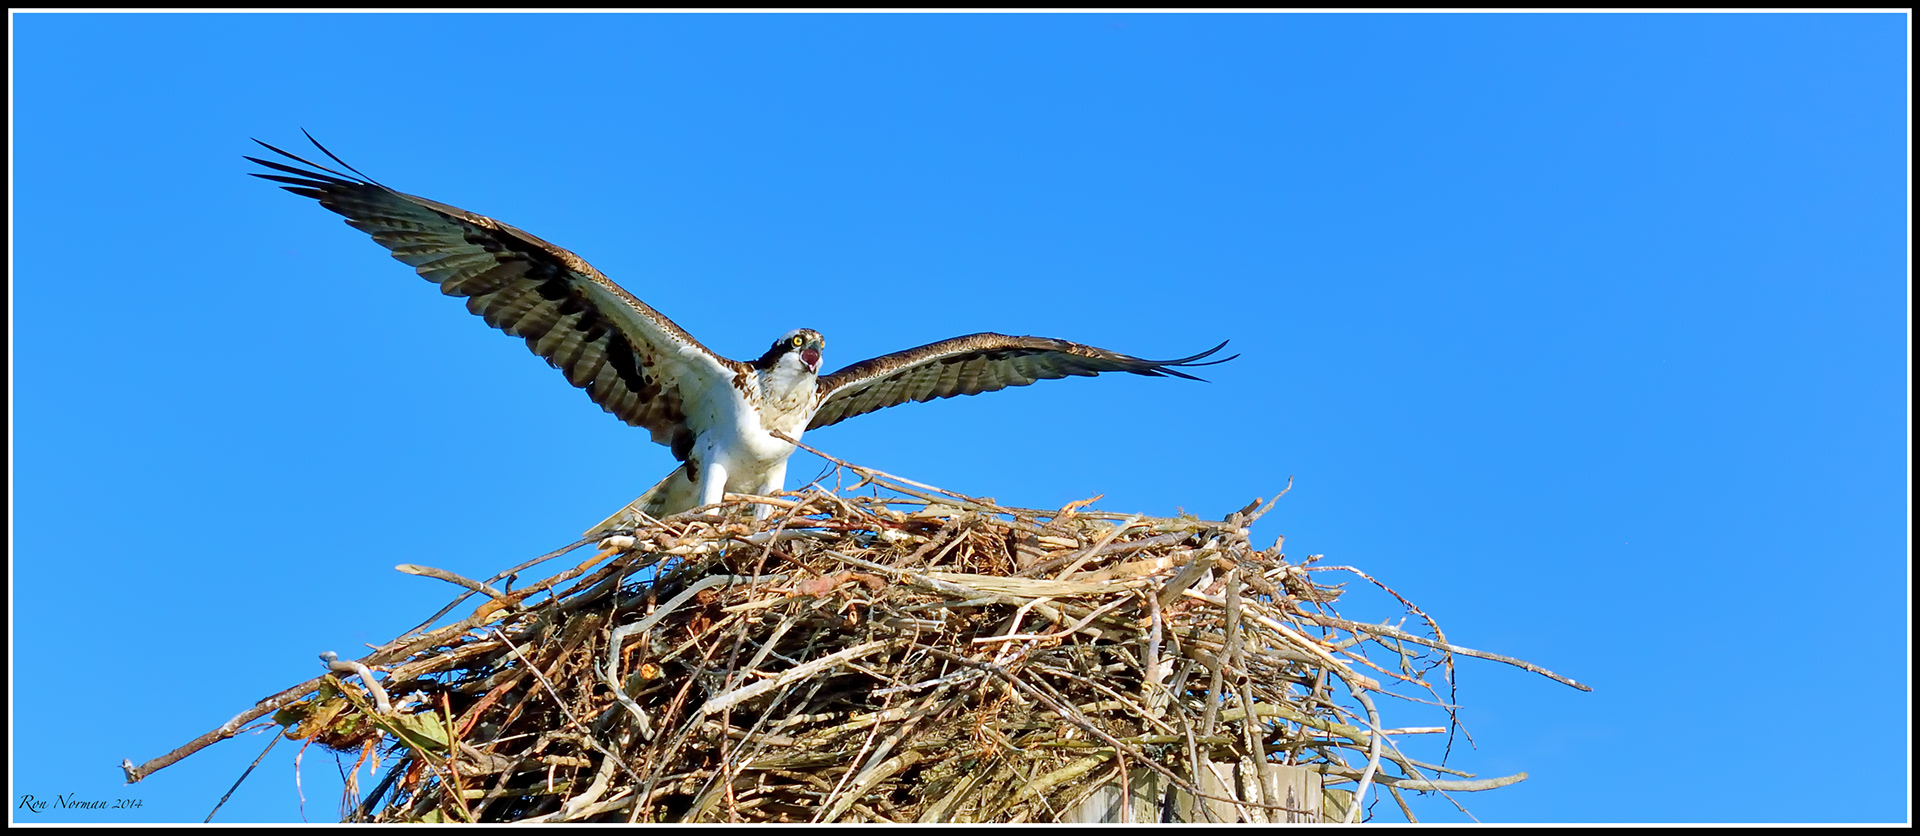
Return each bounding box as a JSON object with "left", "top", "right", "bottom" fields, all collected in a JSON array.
[{"left": 247, "top": 134, "right": 1236, "bottom": 535}]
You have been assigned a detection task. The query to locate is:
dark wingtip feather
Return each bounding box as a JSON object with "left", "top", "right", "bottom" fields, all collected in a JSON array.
[
  {"left": 1162, "top": 339, "right": 1235, "bottom": 367},
  {"left": 300, "top": 128, "right": 383, "bottom": 186},
  {"left": 1131, "top": 339, "right": 1237, "bottom": 382},
  {"left": 1153, "top": 365, "right": 1210, "bottom": 382},
  {"left": 246, "top": 138, "right": 366, "bottom": 187},
  {"left": 1183, "top": 351, "right": 1240, "bottom": 369}
]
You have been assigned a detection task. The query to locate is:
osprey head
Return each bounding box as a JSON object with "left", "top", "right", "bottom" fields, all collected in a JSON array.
[{"left": 758, "top": 328, "right": 825, "bottom": 374}]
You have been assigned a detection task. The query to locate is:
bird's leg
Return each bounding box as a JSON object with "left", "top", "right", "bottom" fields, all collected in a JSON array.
[
  {"left": 752, "top": 460, "right": 790, "bottom": 521},
  {"left": 698, "top": 460, "right": 731, "bottom": 511}
]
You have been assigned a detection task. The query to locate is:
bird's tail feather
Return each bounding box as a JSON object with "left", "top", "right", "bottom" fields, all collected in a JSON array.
[{"left": 584, "top": 464, "right": 697, "bottom": 538}]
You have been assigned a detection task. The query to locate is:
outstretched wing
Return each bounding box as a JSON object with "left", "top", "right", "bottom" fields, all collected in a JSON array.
[
  {"left": 247, "top": 134, "right": 744, "bottom": 449},
  {"left": 809, "top": 333, "right": 1235, "bottom": 430}
]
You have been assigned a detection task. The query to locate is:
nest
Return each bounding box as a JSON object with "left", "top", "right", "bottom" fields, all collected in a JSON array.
[{"left": 127, "top": 447, "right": 1585, "bottom": 823}]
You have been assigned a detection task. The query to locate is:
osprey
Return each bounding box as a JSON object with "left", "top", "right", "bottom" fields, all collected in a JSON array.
[{"left": 248, "top": 135, "right": 1236, "bottom": 535}]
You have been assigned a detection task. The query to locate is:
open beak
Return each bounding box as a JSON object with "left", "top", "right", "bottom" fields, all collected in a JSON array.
[{"left": 801, "top": 347, "right": 821, "bottom": 372}]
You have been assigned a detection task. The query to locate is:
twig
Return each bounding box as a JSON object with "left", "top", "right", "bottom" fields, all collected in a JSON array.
[
  {"left": 1294, "top": 612, "right": 1592, "bottom": 691},
  {"left": 1339, "top": 677, "right": 1383, "bottom": 823},
  {"left": 1388, "top": 785, "right": 1418, "bottom": 822},
  {"left": 1240, "top": 475, "right": 1294, "bottom": 525},
  {"left": 396, "top": 535, "right": 599, "bottom": 639},
  {"left": 204, "top": 732, "right": 278, "bottom": 822},
  {"left": 700, "top": 640, "right": 906, "bottom": 717},
  {"left": 1314, "top": 764, "right": 1528, "bottom": 793},
  {"left": 395, "top": 564, "right": 518, "bottom": 608}
]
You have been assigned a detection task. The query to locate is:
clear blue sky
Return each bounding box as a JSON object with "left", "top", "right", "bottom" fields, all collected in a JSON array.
[{"left": 10, "top": 11, "right": 1908, "bottom": 825}]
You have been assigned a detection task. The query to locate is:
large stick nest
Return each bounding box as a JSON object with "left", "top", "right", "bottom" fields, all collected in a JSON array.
[{"left": 129, "top": 450, "right": 1585, "bottom": 822}]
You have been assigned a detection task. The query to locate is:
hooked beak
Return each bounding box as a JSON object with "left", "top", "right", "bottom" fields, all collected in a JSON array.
[{"left": 801, "top": 347, "right": 821, "bottom": 372}]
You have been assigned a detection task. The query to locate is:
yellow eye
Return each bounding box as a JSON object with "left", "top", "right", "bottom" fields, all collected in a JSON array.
[{"left": 792, "top": 335, "right": 805, "bottom": 348}]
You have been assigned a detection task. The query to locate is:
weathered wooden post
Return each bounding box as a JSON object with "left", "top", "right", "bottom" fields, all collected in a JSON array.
[{"left": 1077, "top": 761, "right": 1327, "bottom": 823}]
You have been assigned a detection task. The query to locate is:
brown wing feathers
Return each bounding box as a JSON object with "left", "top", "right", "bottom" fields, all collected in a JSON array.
[
  {"left": 246, "top": 135, "right": 713, "bottom": 450},
  {"left": 809, "top": 334, "right": 1234, "bottom": 430}
]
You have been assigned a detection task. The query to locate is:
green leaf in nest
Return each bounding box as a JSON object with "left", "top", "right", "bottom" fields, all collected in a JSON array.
[{"left": 383, "top": 708, "right": 451, "bottom": 754}]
